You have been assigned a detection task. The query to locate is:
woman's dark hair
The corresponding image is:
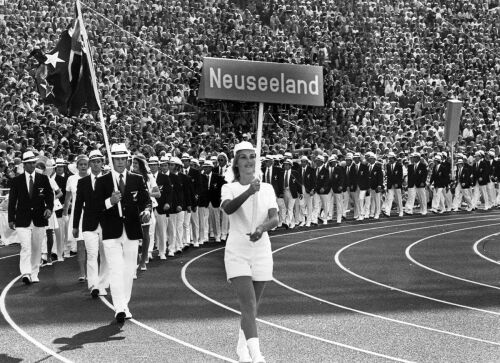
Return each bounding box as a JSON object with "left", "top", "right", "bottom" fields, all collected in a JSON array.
[
  {"left": 231, "top": 152, "right": 241, "bottom": 182},
  {"left": 133, "top": 154, "right": 150, "bottom": 182}
]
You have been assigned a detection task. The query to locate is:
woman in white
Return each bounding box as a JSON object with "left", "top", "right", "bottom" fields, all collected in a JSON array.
[
  {"left": 132, "top": 154, "right": 160, "bottom": 271},
  {"left": 63, "top": 155, "right": 89, "bottom": 281},
  {"left": 221, "top": 141, "right": 278, "bottom": 363}
]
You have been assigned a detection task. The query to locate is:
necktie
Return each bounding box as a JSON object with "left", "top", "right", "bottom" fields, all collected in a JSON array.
[
  {"left": 285, "top": 170, "right": 289, "bottom": 188},
  {"left": 92, "top": 176, "right": 95, "bottom": 190},
  {"left": 28, "top": 175, "right": 33, "bottom": 198},
  {"left": 370, "top": 165, "right": 373, "bottom": 173},
  {"left": 302, "top": 168, "right": 305, "bottom": 180},
  {"left": 119, "top": 174, "right": 125, "bottom": 195},
  {"left": 330, "top": 167, "right": 333, "bottom": 178},
  {"left": 267, "top": 168, "right": 271, "bottom": 183}
]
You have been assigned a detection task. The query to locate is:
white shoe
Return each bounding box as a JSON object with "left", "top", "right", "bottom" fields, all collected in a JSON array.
[
  {"left": 398, "top": 212, "right": 403, "bottom": 217},
  {"left": 374, "top": 215, "right": 379, "bottom": 220},
  {"left": 124, "top": 308, "right": 133, "bottom": 320},
  {"left": 168, "top": 251, "right": 175, "bottom": 257},
  {"left": 357, "top": 216, "right": 364, "bottom": 221},
  {"left": 31, "top": 276, "right": 40, "bottom": 283},
  {"left": 323, "top": 220, "right": 328, "bottom": 225},
  {"left": 298, "top": 221, "right": 305, "bottom": 227},
  {"left": 193, "top": 242, "right": 200, "bottom": 247},
  {"left": 237, "top": 330, "right": 252, "bottom": 362},
  {"left": 289, "top": 224, "right": 295, "bottom": 229},
  {"left": 305, "top": 222, "right": 311, "bottom": 227},
  {"left": 99, "top": 289, "right": 107, "bottom": 296},
  {"left": 159, "top": 254, "right": 167, "bottom": 260}
]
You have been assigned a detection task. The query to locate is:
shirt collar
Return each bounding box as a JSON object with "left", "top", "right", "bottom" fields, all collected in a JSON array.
[{"left": 26, "top": 171, "right": 35, "bottom": 179}]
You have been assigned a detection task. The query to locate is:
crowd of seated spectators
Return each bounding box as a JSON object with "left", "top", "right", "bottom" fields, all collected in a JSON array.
[{"left": 0, "top": 0, "right": 499, "bottom": 187}]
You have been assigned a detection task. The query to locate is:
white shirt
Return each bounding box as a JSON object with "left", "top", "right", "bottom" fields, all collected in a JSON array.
[{"left": 25, "top": 171, "right": 36, "bottom": 192}]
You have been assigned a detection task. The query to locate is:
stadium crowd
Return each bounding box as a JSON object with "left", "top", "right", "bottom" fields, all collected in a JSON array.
[{"left": 0, "top": 0, "right": 500, "bottom": 243}]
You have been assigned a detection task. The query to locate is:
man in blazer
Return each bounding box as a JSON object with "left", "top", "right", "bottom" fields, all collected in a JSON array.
[
  {"left": 472, "top": 151, "right": 492, "bottom": 210},
  {"left": 384, "top": 152, "right": 404, "bottom": 217},
  {"left": 166, "top": 156, "right": 186, "bottom": 255},
  {"left": 327, "top": 155, "right": 345, "bottom": 224},
  {"left": 150, "top": 156, "right": 172, "bottom": 260},
  {"left": 263, "top": 156, "right": 284, "bottom": 227},
  {"left": 204, "top": 160, "right": 226, "bottom": 242},
  {"left": 353, "top": 153, "right": 370, "bottom": 221},
  {"left": 178, "top": 155, "right": 195, "bottom": 249},
  {"left": 214, "top": 152, "right": 230, "bottom": 241},
  {"left": 281, "top": 159, "right": 300, "bottom": 229},
  {"left": 429, "top": 154, "right": 449, "bottom": 213},
  {"left": 297, "top": 155, "right": 316, "bottom": 227},
  {"left": 182, "top": 153, "right": 202, "bottom": 247},
  {"left": 54, "top": 158, "right": 71, "bottom": 259},
  {"left": 198, "top": 162, "right": 211, "bottom": 244},
  {"left": 405, "top": 152, "right": 427, "bottom": 215},
  {"left": 366, "top": 152, "right": 383, "bottom": 219},
  {"left": 452, "top": 156, "right": 473, "bottom": 211},
  {"left": 8, "top": 151, "right": 54, "bottom": 284},
  {"left": 312, "top": 155, "right": 331, "bottom": 225},
  {"left": 94, "top": 143, "right": 152, "bottom": 323},
  {"left": 72, "top": 150, "right": 108, "bottom": 298}
]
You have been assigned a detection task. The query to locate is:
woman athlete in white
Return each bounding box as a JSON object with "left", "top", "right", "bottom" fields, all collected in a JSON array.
[{"left": 221, "top": 141, "right": 279, "bottom": 363}]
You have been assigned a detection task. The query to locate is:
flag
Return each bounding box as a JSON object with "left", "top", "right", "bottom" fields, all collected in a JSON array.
[{"left": 31, "top": 1, "right": 100, "bottom": 116}]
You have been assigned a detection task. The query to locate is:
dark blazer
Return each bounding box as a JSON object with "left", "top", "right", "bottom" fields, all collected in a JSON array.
[
  {"left": 155, "top": 173, "right": 173, "bottom": 216},
  {"left": 73, "top": 174, "right": 101, "bottom": 232},
  {"left": 203, "top": 172, "right": 225, "bottom": 208},
  {"left": 472, "top": 160, "right": 489, "bottom": 186},
  {"left": 94, "top": 171, "right": 151, "bottom": 240},
  {"left": 355, "top": 163, "right": 370, "bottom": 191},
  {"left": 456, "top": 164, "right": 473, "bottom": 189},
  {"left": 264, "top": 166, "right": 283, "bottom": 197},
  {"left": 282, "top": 169, "right": 301, "bottom": 198},
  {"left": 414, "top": 162, "right": 428, "bottom": 188},
  {"left": 386, "top": 162, "right": 404, "bottom": 189},
  {"left": 430, "top": 163, "right": 449, "bottom": 188},
  {"left": 54, "top": 173, "right": 69, "bottom": 218},
  {"left": 179, "top": 173, "right": 194, "bottom": 210},
  {"left": 329, "top": 165, "right": 345, "bottom": 194},
  {"left": 198, "top": 173, "right": 209, "bottom": 208},
  {"left": 346, "top": 163, "right": 358, "bottom": 191},
  {"left": 186, "top": 167, "right": 202, "bottom": 206},
  {"left": 299, "top": 165, "right": 316, "bottom": 193},
  {"left": 8, "top": 172, "right": 54, "bottom": 228},
  {"left": 315, "top": 166, "right": 331, "bottom": 194},
  {"left": 368, "top": 163, "right": 384, "bottom": 191}
]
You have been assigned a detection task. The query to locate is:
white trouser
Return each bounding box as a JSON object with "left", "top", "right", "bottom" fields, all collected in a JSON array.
[
  {"left": 406, "top": 187, "right": 416, "bottom": 213},
  {"left": 83, "top": 226, "right": 109, "bottom": 291},
  {"left": 415, "top": 187, "right": 427, "bottom": 214},
  {"left": 198, "top": 207, "right": 210, "bottom": 242},
  {"left": 17, "top": 223, "right": 45, "bottom": 278},
  {"left": 342, "top": 191, "right": 350, "bottom": 216},
  {"left": 102, "top": 227, "right": 138, "bottom": 314},
  {"left": 190, "top": 208, "right": 200, "bottom": 244},
  {"left": 220, "top": 208, "right": 229, "bottom": 239},
  {"left": 369, "top": 190, "right": 381, "bottom": 218},
  {"left": 432, "top": 187, "right": 445, "bottom": 211},
  {"left": 148, "top": 210, "right": 156, "bottom": 247},
  {"left": 277, "top": 197, "right": 286, "bottom": 226},
  {"left": 473, "top": 183, "right": 491, "bottom": 209},
  {"left": 300, "top": 186, "right": 313, "bottom": 224},
  {"left": 330, "top": 193, "right": 343, "bottom": 222},
  {"left": 209, "top": 203, "right": 221, "bottom": 240},
  {"left": 487, "top": 182, "right": 496, "bottom": 206},
  {"left": 386, "top": 188, "right": 403, "bottom": 215},
  {"left": 283, "top": 189, "right": 296, "bottom": 226},
  {"left": 154, "top": 212, "right": 168, "bottom": 255},
  {"left": 167, "top": 212, "right": 182, "bottom": 253},
  {"left": 443, "top": 188, "right": 453, "bottom": 211},
  {"left": 452, "top": 185, "right": 473, "bottom": 210},
  {"left": 358, "top": 189, "right": 367, "bottom": 218},
  {"left": 181, "top": 211, "right": 191, "bottom": 246},
  {"left": 312, "top": 193, "right": 330, "bottom": 223},
  {"left": 56, "top": 216, "right": 67, "bottom": 257}
]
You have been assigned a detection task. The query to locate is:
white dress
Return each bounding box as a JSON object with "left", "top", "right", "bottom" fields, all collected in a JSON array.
[
  {"left": 47, "top": 176, "right": 62, "bottom": 230},
  {"left": 66, "top": 174, "right": 85, "bottom": 241},
  {"left": 221, "top": 182, "right": 278, "bottom": 281},
  {"left": 142, "top": 174, "right": 158, "bottom": 226}
]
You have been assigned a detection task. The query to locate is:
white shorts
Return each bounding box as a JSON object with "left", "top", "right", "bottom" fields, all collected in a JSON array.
[{"left": 224, "top": 234, "right": 273, "bottom": 282}]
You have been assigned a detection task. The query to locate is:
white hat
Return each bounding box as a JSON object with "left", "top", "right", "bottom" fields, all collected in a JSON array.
[
  {"left": 166, "top": 152, "right": 172, "bottom": 158},
  {"left": 89, "top": 150, "right": 104, "bottom": 160},
  {"left": 181, "top": 153, "right": 191, "bottom": 160},
  {"left": 160, "top": 155, "right": 170, "bottom": 164},
  {"left": 283, "top": 159, "right": 292, "bottom": 165},
  {"left": 411, "top": 152, "right": 421, "bottom": 158},
  {"left": 284, "top": 152, "right": 293, "bottom": 158},
  {"left": 210, "top": 155, "right": 218, "bottom": 161},
  {"left": 169, "top": 156, "right": 183, "bottom": 166},
  {"left": 388, "top": 152, "right": 396, "bottom": 158},
  {"left": 434, "top": 154, "right": 442, "bottom": 161},
  {"left": 456, "top": 158, "right": 464, "bottom": 164},
  {"left": 488, "top": 150, "right": 495, "bottom": 157},
  {"left": 203, "top": 160, "right": 214, "bottom": 168},
  {"left": 328, "top": 154, "right": 338, "bottom": 161},
  {"left": 345, "top": 153, "right": 353, "bottom": 160},
  {"left": 233, "top": 141, "right": 255, "bottom": 156},
  {"left": 300, "top": 155, "right": 309, "bottom": 161},
  {"left": 315, "top": 155, "right": 325, "bottom": 162},
  {"left": 110, "top": 143, "right": 129, "bottom": 158},
  {"left": 55, "top": 158, "right": 67, "bottom": 166},
  {"left": 22, "top": 151, "right": 38, "bottom": 163},
  {"left": 474, "top": 151, "right": 482, "bottom": 157},
  {"left": 191, "top": 158, "right": 199, "bottom": 165},
  {"left": 148, "top": 156, "right": 160, "bottom": 164},
  {"left": 218, "top": 152, "right": 228, "bottom": 160},
  {"left": 353, "top": 152, "right": 361, "bottom": 158},
  {"left": 366, "top": 152, "right": 376, "bottom": 159}
]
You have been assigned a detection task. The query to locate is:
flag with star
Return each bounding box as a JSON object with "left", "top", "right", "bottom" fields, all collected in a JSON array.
[{"left": 31, "top": 2, "right": 100, "bottom": 116}]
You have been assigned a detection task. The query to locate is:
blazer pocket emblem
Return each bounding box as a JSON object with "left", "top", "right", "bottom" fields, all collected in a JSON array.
[
  {"left": 131, "top": 190, "right": 138, "bottom": 201},
  {"left": 38, "top": 188, "right": 45, "bottom": 196},
  {"left": 158, "top": 185, "right": 163, "bottom": 191}
]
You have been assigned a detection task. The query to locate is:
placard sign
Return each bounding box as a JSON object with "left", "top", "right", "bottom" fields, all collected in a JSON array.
[{"left": 199, "top": 57, "right": 324, "bottom": 106}]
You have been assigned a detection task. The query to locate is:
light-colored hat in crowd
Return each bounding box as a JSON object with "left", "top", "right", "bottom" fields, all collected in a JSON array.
[
  {"left": 110, "top": 143, "right": 129, "bottom": 158},
  {"left": 283, "top": 159, "right": 292, "bottom": 165},
  {"left": 169, "top": 156, "right": 183, "bottom": 166},
  {"left": 181, "top": 153, "right": 191, "bottom": 160},
  {"left": 315, "top": 155, "right": 325, "bottom": 162},
  {"left": 148, "top": 156, "right": 160, "bottom": 164},
  {"left": 456, "top": 158, "right": 464, "bottom": 164},
  {"left": 22, "top": 151, "right": 38, "bottom": 163},
  {"left": 89, "top": 150, "right": 104, "bottom": 161},
  {"left": 203, "top": 160, "right": 214, "bottom": 168},
  {"left": 388, "top": 152, "right": 396, "bottom": 158},
  {"left": 191, "top": 158, "right": 199, "bottom": 166},
  {"left": 434, "top": 154, "right": 442, "bottom": 161},
  {"left": 55, "top": 158, "right": 67, "bottom": 166},
  {"left": 300, "top": 155, "right": 309, "bottom": 162},
  {"left": 345, "top": 153, "right": 353, "bottom": 160},
  {"left": 353, "top": 152, "right": 361, "bottom": 158},
  {"left": 328, "top": 154, "right": 338, "bottom": 161},
  {"left": 160, "top": 155, "right": 170, "bottom": 164}
]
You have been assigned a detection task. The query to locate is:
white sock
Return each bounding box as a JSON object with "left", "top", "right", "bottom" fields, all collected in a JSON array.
[
  {"left": 247, "top": 337, "right": 264, "bottom": 362},
  {"left": 237, "top": 329, "right": 251, "bottom": 361}
]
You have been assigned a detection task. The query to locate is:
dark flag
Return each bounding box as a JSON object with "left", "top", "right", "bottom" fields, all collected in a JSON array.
[{"left": 31, "top": 4, "right": 99, "bottom": 116}]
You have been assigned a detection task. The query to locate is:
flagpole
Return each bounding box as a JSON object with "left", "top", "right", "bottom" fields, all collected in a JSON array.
[
  {"left": 250, "top": 102, "right": 264, "bottom": 233},
  {"left": 75, "top": 0, "right": 122, "bottom": 217}
]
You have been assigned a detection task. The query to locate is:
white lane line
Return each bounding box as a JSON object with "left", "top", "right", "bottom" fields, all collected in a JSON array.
[
  {"left": 98, "top": 296, "right": 236, "bottom": 362},
  {"left": 0, "top": 275, "right": 73, "bottom": 363},
  {"left": 0, "top": 253, "right": 19, "bottom": 260},
  {"left": 182, "top": 249, "right": 414, "bottom": 362},
  {"left": 406, "top": 227, "right": 500, "bottom": 291},
  {"left": 473, "top": 233, "right": 500, "bottom": 266},
  {"left": 335, "top": 219, "right": 500, "bottom": 317}
]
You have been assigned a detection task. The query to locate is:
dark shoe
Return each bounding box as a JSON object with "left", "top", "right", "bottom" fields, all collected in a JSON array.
[
  {"left": 51, "top": 253, "right": 58, "bottom": 260},
  {"left": 69, "top": 251, "right": 77, "bottom": 257},
  {"left": 116, "top": 312, "right": 126, "bottom": 324},
  {"left": 22, "top": 275, "right": 31, "bottom": 285},
  {"left": 91, "top": 288, "right": 99, "bottom": 299}
]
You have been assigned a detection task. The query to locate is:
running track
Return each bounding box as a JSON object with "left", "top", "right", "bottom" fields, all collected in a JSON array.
[{"left": 1, "top": 211, "right": 500, "bottom": 362}]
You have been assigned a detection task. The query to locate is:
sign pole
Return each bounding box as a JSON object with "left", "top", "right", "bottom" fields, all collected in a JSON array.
[{"left": 251, "top": 102, "right": 264, "bottom": 232}]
